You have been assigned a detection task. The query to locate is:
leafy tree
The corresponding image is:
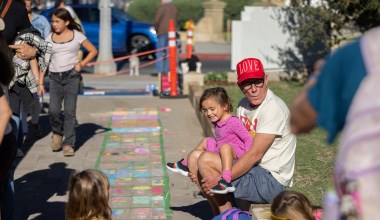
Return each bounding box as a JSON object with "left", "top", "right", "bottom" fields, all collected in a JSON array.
[
  {"left": 127, "top": 0, "right": 203, "bottom": 31},
  {"left": 127, "top": 0, "right": 259, "bottom": 31},
  {"left": 127, "top": 0, "right": 160, "bottom": 23},
  {"left": 283, "top": 0, "right": 380, "bottom": 72},
  {"left": 331, "top": 0, "right": 380, "bottom": 32},
  {"left": 173, "top": 0, "right": 203, "bottom": 30},
  {"left": 222, "top": 0, "right": 258, "bottom": 27}
]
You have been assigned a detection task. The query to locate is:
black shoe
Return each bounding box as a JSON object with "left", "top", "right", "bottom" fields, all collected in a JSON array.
[
  {"left": 32, "top": 124, "right": 43, "bottom": 139},
  {"left": 210, "top": 178, "right": 235, "bottom": 194},
  {"left": 166, "top": 158, "right": 189, "bottom": 176}
]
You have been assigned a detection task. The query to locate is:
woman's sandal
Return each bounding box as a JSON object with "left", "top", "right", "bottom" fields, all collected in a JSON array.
[{"left": 62, "top": 145, "right": 75, "bottom": 157}]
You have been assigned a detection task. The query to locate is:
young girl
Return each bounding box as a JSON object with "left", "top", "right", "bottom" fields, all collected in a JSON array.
[
  {"left": 271, "top": 191, "right": 322, "bottom": 220},
  {"left": 46, "top": 8, "right": 97, "bottom": 156},
  {"left": 167, "top": 87, "right": 253, "bottom": 194},
  {"left": 66, "top": 169, "right": 112, "bottom": 220}
]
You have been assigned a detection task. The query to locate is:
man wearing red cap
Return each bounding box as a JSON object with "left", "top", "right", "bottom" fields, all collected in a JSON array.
[{"left": 188, "top": 58, "right": 297, "bottom": 215}]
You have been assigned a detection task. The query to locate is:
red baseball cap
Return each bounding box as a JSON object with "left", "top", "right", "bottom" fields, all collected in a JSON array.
[{"left": 236, "top": 58, "right": 265, "bottom": 85}]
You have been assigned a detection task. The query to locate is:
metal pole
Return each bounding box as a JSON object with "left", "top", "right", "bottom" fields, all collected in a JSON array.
[{"left": 94, "top": 0, "right": 117, "bottom": 74}]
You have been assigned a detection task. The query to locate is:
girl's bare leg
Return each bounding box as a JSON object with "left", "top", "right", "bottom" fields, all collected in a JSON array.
[{"left": 187, "top": 149, "right": 220, "bottom": 216}]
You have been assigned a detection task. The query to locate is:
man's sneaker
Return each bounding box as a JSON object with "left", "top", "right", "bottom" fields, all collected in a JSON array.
[
  {"left": 166, "top": 158, "right": 189, "bottom": 176},
  {"left": 210, "top": 178, "right": 236, "bottom": 194}
]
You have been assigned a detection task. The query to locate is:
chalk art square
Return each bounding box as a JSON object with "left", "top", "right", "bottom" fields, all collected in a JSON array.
[
  {"left": 132, "top": 185, "right": 151, "bottom": 196},
  {"left": 133, "top": 164, "right": 149, "bottom": 171},
  {"left": 116, "top": 169, "right": 133, "bottom": 178},
  {"left": 99, "top": 163, "right": 131, "bottom": 169},
  {"left": 151, "top": 196, "right": 165, "bottom": 207},
  {"left": 151, "top": 169, "right": 164, "bottom": 177},
  {"left": 152, "top": 208, "right": 167, "bottom": 219},
  {"left": 111, "top": 196, "right": 131, "bottom": 208},
  {"left": 132, "top": 177, "right": 151, "bottom": 185},
  {"left": 151, "top": 186, "right": 163, "bottom": 195},
  {"left": 151, "top": 178, "right": 164, "bottom": 186},
  {"left": 130, "top": 208, "right": 153, "bottom": 220},
  {"left": 105, "top": 142, "right": 121, "bottom": 147},
  {"left": 134, "top": 148, "right": 150, "bottom": 154},
  {"left": 112, "top": 208, "right": 129, "bottom": 219},
  {"left": 115, "top": 177, "right": 133, "bottom": 186},
  {"left": 133, "top": 170, "right": 151, "bottom": 178},
  {"left": 131, "top": 196, "right": 151, "bottom": 207},
  {"left": 136, "top": 137, "right": 148, "bottom": 141},
  {"left": 110, "top": 187, "right": 132, "bottom": 197}
]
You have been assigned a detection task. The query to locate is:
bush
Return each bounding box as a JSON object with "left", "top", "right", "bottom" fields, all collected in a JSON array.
[
  {"left": 127, "top": 0, "right": 257, "bottom": 31},
  {"left": 127, "top": 0, "right": 160, "bottom": 23},
  {"left": 204, "top": 71, "right": 228, "bottom": 84},
  {"left": 174, "top": 0, "right": 203, "bottom": 30},
  {"left": 127, "top": 0, "right": 203, "bottom": 31}
]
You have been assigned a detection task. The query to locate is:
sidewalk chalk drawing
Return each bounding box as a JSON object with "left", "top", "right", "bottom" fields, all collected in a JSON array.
[{"left": 96, "top": 108, "right": 171, "bottom": 220}]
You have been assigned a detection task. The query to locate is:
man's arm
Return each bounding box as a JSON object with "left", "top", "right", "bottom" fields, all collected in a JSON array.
[
  {"left": 231, "top": 133, "right": 275, "bottom": 180},
  {"left": 290, "top": 90, "right": 317, "bottom": 134}
]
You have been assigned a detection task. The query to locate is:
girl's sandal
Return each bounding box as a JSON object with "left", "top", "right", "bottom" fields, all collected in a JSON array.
[{"left": 62, "top": 145, "right": 75, "bottom": 157}]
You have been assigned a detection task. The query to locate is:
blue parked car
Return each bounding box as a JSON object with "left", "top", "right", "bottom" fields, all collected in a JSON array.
[{"left": 41, "top": 4, "right": 158, "bottom": 55}]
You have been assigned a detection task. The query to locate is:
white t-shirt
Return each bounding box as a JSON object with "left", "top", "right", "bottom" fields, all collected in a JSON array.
[
  {"left": 237, "top": 89, "right": 297, "bottom": 187},
  {"left": 46, "top": 30, "right": 86, "bottom": 72}
]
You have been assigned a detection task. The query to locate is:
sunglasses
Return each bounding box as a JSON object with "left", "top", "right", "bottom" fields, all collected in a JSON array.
[{"left": 241, "top": 78, "right": 265, "bottom": 93}]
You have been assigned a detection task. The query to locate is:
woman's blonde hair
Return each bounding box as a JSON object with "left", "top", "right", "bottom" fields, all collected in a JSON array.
[
  {"left": 271, "top": 191, "right": 315, "bottom": 220},
  {"left": 66, "top": 169, "right": 111, "bottom": 220}
]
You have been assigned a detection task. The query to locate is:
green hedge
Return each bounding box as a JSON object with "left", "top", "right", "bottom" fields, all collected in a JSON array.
[{"left": 127, "top": 0, "right": 258, "bottom": 31}]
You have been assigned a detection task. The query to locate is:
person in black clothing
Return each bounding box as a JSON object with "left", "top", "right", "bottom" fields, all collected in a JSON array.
[
  {"left": 0, "top": 1, "right": 38, "bottom": 218},
  {"left": 0, "top": 17, "right": 17, "bottom": 220}
]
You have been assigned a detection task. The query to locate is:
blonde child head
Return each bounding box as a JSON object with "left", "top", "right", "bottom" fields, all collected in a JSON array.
[
  {"left": 271, "top": 191, "right": 315, "bottom": 220},
  {"left": 66, "top": 169, "right": 111, "bottom": 220}
]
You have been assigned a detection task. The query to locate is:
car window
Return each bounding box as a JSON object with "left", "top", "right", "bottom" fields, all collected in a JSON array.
[{"left": 73, "top": 7, "right": 100, "bottom": 23}]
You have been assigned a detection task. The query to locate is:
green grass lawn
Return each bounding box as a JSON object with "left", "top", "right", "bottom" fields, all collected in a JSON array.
[{"left": 212, "top": 81, "right": 338, "bottom": 206}]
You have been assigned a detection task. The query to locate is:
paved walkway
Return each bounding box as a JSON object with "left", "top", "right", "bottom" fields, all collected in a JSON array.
[{"left": 13, "top": 75, "right": 213, "bottom": 220}]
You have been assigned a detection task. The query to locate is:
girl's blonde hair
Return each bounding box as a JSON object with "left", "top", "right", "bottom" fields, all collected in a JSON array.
[
  {"left": 271, "top": 191, "right": 315, "bottom": 220},
  {"left": 66, "top": 169, "right": 111, "bottom": 220}
]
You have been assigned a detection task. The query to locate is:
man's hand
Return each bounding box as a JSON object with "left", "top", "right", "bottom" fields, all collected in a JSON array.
[
  {"left": 9, "top": 43, "right": 37, "bottom": 60},
  {"left": 201, "top": 174, "right": 220, "bottom": 195}
]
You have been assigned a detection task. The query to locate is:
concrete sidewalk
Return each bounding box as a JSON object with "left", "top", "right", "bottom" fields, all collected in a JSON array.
[
  {"left": 13, "top": 75, "right": 212, "bottom": 219},
  {"left": 179, "top": 41, "right": 231, "bottom": 60}
]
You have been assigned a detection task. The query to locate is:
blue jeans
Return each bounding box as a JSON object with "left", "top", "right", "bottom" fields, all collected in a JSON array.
[
  {"left": 155, "top": 34, "right": 169, "bottom": 73},
  {"left": 49, "top": 69, "right": 80, "bottom": 147}
]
